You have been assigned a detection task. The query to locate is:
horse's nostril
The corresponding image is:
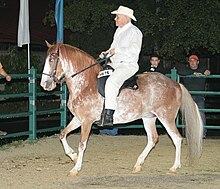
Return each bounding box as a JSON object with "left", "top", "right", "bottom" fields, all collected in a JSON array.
[{"left": 45, "top": 79, "right": 53, "bottom": 89}]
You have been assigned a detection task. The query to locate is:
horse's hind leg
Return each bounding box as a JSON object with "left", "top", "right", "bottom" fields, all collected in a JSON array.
[
  {"left": 159, "top": 119, "right": 183, "bottom": 173},
  {"left": 69, "top": 120, "right": 93, "bottom": 176},
  {"left": 133, "top": 117, "right": 158, "bottom": 173},
  {"left": 60, "top": 116, "right": 81, "bottom": 162}
]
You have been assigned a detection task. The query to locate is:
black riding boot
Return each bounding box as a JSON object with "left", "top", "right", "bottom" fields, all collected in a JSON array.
[{"left": 98, "top": 109, "right": 115, "bottom": 127}]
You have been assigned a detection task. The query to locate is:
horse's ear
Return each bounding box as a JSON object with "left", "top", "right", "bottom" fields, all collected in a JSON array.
[
  {"left": 58, "top": 40, "right": 63, "bottom": 47},
  {"left": 45, "top": 40, "right": 52, "bottom": 48}
]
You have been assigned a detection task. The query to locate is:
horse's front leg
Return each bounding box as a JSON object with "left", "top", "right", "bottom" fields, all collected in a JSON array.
[
  {"left": 69, "top": 120, "right": 93, "bottom": 176},
  {"left": 60, "top": 116, "right": 81, "bottom": 162}
]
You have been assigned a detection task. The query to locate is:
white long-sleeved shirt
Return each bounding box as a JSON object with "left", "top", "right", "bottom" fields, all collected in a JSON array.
[{"left": 109, "top": 22, "right": 143, "bottom": 67}]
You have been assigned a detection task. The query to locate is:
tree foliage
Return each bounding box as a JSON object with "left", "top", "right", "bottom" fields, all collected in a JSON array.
[
  {"left": 156, "top": 0, "right": 220, "bottom": 58},
  {"left": 0, "top": 47, "right": 42, "bottom": 74},
  {"left": 44, "top": 0, "right": 116, "bottom": 55},
  {"left": 44, "top": 0, "right": 220, "bottom": 60},
  {"left": 45, "top": 0, "right": 115, "bottom": 33}
]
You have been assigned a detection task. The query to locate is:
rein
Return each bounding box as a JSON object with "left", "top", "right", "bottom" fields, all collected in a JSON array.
[
  {"left": 43, "top": 47, "right": 111, "bottom": 83},
  {"left": 70, "top": 56, "right": 111, "bottom": 78}
]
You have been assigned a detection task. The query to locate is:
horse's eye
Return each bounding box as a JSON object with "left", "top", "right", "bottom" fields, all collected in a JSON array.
[{"left": 49, "top": 58, "right": 54, "bottom": 62}]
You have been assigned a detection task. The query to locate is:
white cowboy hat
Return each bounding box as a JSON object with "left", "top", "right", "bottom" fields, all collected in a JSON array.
[{"left": 111, "top": 6, "right": 137, "bottom": 21}]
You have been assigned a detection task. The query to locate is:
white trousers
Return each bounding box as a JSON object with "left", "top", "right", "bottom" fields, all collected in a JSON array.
[{"left": 104, "top": 63, "right": 138, "bottom": 110}]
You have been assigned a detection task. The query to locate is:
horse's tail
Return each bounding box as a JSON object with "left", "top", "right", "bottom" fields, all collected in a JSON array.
[{"left": 179, "top": 83, "right": 203, "bottom": 164}]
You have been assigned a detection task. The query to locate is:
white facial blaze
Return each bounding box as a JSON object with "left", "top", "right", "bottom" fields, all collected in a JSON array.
[{"left": 40, "top": 56, "right": 56, "bottom": 91}]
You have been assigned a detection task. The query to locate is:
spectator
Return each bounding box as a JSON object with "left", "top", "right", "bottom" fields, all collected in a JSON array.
[
  {"left": 0, "top": 62, "right": 12, "bottom": 136},
  {"left": 177, "top": 55, "right": 210, "bottom": 138},
  {"left": 144, "top": 54, "right": 167, "bottom": 74}
]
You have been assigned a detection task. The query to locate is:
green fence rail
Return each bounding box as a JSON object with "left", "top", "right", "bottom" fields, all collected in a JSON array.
[
  {"left": 175, "top": 68, "right": 220, "bottom": 130},
  {"left": 0, "top": 68, "right": 219, "bottom": 140},
  {"left": 0, "top": 67, "right": 67, "bottom": 140}
]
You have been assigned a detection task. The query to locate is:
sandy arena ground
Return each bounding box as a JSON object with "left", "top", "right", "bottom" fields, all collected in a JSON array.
[{"left": 0, "top": 134, "right": 219, "bottom": 189}]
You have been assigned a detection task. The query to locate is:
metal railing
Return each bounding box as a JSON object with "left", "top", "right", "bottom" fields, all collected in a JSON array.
[
  {"left": 174, "top": 68, "right": 220, "bottom": 130},
  {"left": 0, "top": 68, "right": 219, "bottom": 140},
  {"left": 0, "top": 67, "right": 67, "bottom": 140}
]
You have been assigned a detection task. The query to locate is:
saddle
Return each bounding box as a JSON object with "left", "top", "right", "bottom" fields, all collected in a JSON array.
[{"left": 96, "top": 64, "right": 138, "bottom": 97}]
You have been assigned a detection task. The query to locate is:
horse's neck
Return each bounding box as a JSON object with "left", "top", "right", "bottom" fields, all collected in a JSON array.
[
  {"left": 61, "top": 48, "right": 100, "bottom": 99},
  {"left": 65, "top": 70, "right": 97, "bottom": 99},
  {"left": 63, "top": 67, "right": 80, "bottom": 91}
]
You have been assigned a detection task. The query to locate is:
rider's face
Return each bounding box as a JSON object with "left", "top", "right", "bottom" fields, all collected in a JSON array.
[{"left": 114, "top": 14, "right": 130, "bottom": 27}]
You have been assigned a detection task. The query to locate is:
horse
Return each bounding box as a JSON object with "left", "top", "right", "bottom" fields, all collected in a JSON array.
[{"left": 40, "top": 41, "right": 203, "bottom": 176}]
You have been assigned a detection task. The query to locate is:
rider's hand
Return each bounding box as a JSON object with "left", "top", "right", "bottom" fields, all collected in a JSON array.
[
  {"left": 99, "top": 48, "right": 115, "bottom": 59},
  {"left": 99, "top": 51, "right": 106, "bottom": 59},
  {"left": 108, "top": 48, "right": 115, "bottom": 55}
]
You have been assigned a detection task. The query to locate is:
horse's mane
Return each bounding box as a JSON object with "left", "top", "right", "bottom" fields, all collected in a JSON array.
[
  {"left": 50, "top": 43, "right": 102, "bottom": 91},
  {"left": 61, "top": 44, "right": 101, "bottom": 74}
]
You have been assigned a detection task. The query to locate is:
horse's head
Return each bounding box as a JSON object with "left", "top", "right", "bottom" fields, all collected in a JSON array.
[{"left": 40, "top": 40, "right": 65, "bottom": 91}]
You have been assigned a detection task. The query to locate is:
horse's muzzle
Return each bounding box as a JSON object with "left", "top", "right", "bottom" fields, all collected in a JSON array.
[{"left": 45, "top": 79, "right": 54, "bottom": 90}]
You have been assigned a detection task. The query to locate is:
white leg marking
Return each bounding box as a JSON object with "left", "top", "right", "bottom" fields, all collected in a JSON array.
[
  {"left": 162, "top": 121, "right": 183, "bottom": 173},
  {"left": 61, "top": 137, "right": 77, "bottom": 161},
  {"left": 133, "top": 117, "right": 158, "bottom": 173},
  {"left": 60, "top": 117, "right": 81, "bottom": 161},
  {"left": 69, "top": 140, "right": 87, "bottom": 175}
]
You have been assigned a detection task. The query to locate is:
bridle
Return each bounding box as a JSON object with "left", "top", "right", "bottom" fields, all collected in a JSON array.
[
  {"left": 42, "top": 48, "right": 65, "bottom": 84},
  {"left": 43, "top": 48, "right": 112, "bottom": 84}
]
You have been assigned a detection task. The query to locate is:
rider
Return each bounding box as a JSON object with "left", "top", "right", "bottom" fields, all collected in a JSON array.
[{"left": 98, "top": 5, "right": 143, "bottom": 126}]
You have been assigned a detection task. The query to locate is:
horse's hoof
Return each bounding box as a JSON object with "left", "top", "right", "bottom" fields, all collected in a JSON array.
[
  {"left": 68, "top": 170, "right": 78, "bottom": 177},
  {"left": 167, "top": 167, "right": 177, "bottom": 175},
  {"left": 132, "top": 165, "right": 142, "bottom": 173}
]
